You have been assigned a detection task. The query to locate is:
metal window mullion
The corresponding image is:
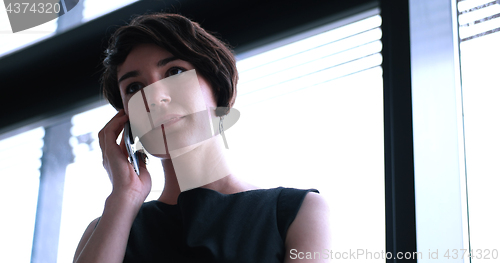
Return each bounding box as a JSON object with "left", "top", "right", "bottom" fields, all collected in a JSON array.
[
  {"left": 31, "top": 118, "right": 74, "bottom": 263},
  {"left": 381, "top": 0, "right": 417, "bottom": 261}
]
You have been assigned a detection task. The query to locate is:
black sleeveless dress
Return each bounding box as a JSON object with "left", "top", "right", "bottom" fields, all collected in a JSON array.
[{"left": 122, "top": 187, "right": 319, "bottom": 263}]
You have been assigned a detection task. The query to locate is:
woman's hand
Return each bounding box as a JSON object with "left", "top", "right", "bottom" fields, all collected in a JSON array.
[
  {"left": 98, "top": 109, "right": 152, "bottom": 207},
  {"left": 74, "top": 110, "right": 152, "bottom": 263}
]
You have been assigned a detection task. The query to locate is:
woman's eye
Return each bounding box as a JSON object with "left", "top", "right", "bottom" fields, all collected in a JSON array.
[
  {"left": 126, "top": 82, "right": 144, "bottom": 95},
  {"left": 166, "top": 67, "right": 185, "bottom": 77}
]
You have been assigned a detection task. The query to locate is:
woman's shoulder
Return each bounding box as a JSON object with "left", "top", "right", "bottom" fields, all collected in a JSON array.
[
  {"left": 245, "top": 186, "right": 320, "bottom": 204},
  {"left": 219, "top": 178, "right": 319, "bottom": 197},
  {"left": 284, "top": 191, "right": 331, "bottom": 261},
  {"left": 196, "top": 185, "right": 319, "bottom": 201}
]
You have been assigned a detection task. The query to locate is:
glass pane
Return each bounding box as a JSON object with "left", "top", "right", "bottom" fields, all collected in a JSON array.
[
  {"left": 0, "top": 127, "right": 44, "bottom": 263},
  {"left": 231, "top": 12, "right": 385, "bottom": 260},
  {"left": 458, "top": 0, "right": 500, "bottom": 259},
  {"left": 459, "top": 20, "right": 500, "bottom": 262},
  {"left": 57, "top": 104, "right": 116, "bottom": 263}
]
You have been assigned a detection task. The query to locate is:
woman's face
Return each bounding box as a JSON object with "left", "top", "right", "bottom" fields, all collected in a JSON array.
[{"left": 117, "top": 43, "right": 217, "bottom": 158}]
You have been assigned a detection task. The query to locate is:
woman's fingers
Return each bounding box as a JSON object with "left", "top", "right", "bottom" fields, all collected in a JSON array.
[
  {"left": 98, "top": 110, "right": 128, "bottom": 156},
  {"left": 97, "top": 109, "right": 152, "bottom": 203},
  {"left": 98, "top": 110, "right": 125, "bottom": 150},
  {"left": 104, "top": 111, "right": 129, "bottom": 152},
  {"left": 98, "top": 110, "right": 130, "bottom": 182}
]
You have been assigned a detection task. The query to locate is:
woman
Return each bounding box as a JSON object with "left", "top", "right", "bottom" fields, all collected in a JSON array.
[{"left": 73, "top": 13, "right": 330, "bottom": 263}]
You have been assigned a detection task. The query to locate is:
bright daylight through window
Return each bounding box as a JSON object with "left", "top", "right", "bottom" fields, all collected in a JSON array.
[
  {"left": 0, "top": 6, "right": 385, "bottom": 263},
  {"left": 457, "top": 0, "right": 500, "bottom": 259}
]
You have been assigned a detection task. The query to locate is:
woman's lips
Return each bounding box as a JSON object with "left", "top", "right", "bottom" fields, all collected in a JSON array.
[{"left": 153, "top": 114, "right": 185, "bottom": 129}]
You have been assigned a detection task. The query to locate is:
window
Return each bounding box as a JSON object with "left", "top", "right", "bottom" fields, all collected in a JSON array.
[
  {"left": 0, "top": 127, "right": 43, "bottom": 263},
  {"left": 458, "top": 0, "right": 500, "bottom": 257},
  {"left": 57, "top": 104, "right": 116, "bottom": 263},
  {"left": 411, "top": 0, "right": 500, "bottom": 258},
  {"left": 0, "top": 6, "right": 386, "bottom": 262},
  {"left": 58, "top": 8, "right": 385, "bottom": 261},
  {"left": 232, "top": 8, "right": 385, "bottom": 257}
]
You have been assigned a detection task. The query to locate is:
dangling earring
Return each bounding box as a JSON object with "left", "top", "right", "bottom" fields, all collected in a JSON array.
[{"left": 219, "top": 116, "right": 229, "bottom": 149}]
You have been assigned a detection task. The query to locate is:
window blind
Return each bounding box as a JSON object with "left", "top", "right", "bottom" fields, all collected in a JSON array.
[
  {"left": 458, "top": 0, "right": 500, "bottom": 41},
  {"left": 457, "top": 0, "right": 500, "bottom": 257},
  {"left": 236, "top": 14, "right": 382, "bottom": 108}
]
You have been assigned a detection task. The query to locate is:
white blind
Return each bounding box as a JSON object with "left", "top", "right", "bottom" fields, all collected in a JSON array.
[
  {"left": 458, "top": 0, "right": 500, "bottom": 41},
  {"left": 458, "top": 0, "right": 500, "bottom": 258},
  {"left": 236, "top": 15, "right": 382, "bottom": 107}
]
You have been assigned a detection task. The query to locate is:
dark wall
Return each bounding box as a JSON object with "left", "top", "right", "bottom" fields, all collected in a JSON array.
[{"left": 0, "top": 0, "right": 376, "bottom": 136}]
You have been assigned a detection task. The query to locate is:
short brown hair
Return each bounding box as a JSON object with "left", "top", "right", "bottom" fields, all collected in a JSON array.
[{"left": 101, "top": 13, "right": 237, "bottom": 116}]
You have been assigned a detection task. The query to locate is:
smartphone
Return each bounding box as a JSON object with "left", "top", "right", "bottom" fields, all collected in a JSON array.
[{"left": 124, "top": 121, "right": 140, "bottom": 175}]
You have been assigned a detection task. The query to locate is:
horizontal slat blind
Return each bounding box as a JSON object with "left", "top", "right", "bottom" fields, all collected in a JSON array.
[
  {"left": 236, "top": 15, "right": 382, "bottom": 107},
  {"left": 458, "top": 0, "right": 500, "bottom": 41}
]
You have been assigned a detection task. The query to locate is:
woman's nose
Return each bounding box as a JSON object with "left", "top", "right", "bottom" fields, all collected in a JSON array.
[
  {"left": 146, "top": 85, "right": 171, "bottom": 108},
  {"left": 150, "top": 97, "right": 170, "bottom": 108}
]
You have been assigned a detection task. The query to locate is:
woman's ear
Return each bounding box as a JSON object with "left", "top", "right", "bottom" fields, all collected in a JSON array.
[
  {"left": 214, "top": 107, "right": 240, "bottom": 132},
  {"left": 215, "top": 106, "right": 229, "bottom": 117}
]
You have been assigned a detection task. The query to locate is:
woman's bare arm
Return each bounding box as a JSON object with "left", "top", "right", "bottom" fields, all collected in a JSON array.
[
  {"left": 73, "top": 218, "right": 99, "bottom": 263},
  {"left": 73, "top": 110, "right": 152, "bottom": 263},
  {"left": 284, "top": 192, "right": 331, "bottom": 262},
  {"left": 73, "top": 194, "right": 144, "bottom": 263}
]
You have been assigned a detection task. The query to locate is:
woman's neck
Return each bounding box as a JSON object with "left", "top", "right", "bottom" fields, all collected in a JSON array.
[
  {"left": 157, "top": 134, "right": 254, "bottom": 205},
  {"left": 157, "top": 159, "right": 182, "bottom": 204}
]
